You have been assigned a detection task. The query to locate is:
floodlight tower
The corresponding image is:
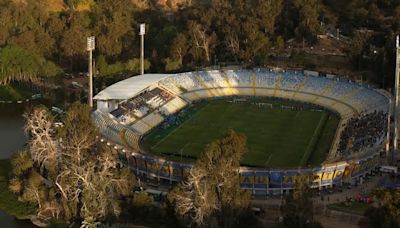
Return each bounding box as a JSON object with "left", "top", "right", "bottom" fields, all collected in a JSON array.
[
  {"left": 87, "top": 36, "right": 95, "bottom": 108},
  {"left": 139, "top": 23, "right": 146, "bottom": 75},
  {"left": 394, "top": 35, "right": 400, "bottom": 163},
  {"left": 386, "top": 97, "right": 392, "bottom": 155}
]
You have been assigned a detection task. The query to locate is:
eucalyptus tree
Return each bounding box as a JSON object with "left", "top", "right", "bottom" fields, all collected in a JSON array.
[
  {"left": 13, "top": 103, "right": 136, "bottom": 226},
  {"left": 168, "top": 130, "right": 252, "bottom": 228}
]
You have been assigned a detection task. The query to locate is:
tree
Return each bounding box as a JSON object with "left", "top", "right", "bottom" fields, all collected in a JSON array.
[
  {"left": 54, "top": 103, "right": 135, "bottom": 225},
  {"left": 9, "top": 150, "right": 33, "bottom": 195},
  {"left": 347, "top": 30, "right": 371, "bottom": 70},
  {"left": 65, "top": 0, "right": 85, "bottom": 10},
  {"left": 126, "top": 58, "right": 151, "bottom": 74},
  {"left": 363, "top": 189, "right": 400, "bottom": 227},
  {"left": 187, "top": 21, "right": 217, "bottom": 64},
  {"left": 60, "top": 21, "right": 88, "bottom": 58},
  {"left": 93, "top": 0, "right": 135, "bottom": 58},
  {"left": 0, "top": 45, "right": 62, "bottom": 85},
  {"left": 294, "top": 0, "right": 321, "bottom": 44},
  {"left": 60, "top": 11, "right": 91, "bottom": 67},
  {"left": 23, "top": 105, "right": 58, "bottom": 174},
  {"left": 132, "top": 192, "right": 153, "bottom": 207},
  {"left": 276, "top": 36, "right": 285, "bottom": 51},
  {"left": 280, "top": 175, "right": 321, "bottom": 228},
  {"left": 11, "top": 150, "right": 33, "bottom": 177},
  {"left": 3, "top": 0, "right": 55, "bottom": 57},
  {"left": 57, "top": 103, "right": 97, "bottom": 165},
  {"left": 254, "top": 0, "right": 283, "bottom": 36},
  {"left": 169, "top": 33, "right": 189, "bottom": 66},
  {"left": 168, "top": 130, "right": 252, "bottom": 227},
  {"left": 16, "top": 102, "right": 136, "bottom": 226},
  {"left": 239, "top": 18, "right": 270, "bottom": 62},
  {"left": 0, "top": 0, "right": 13, "bottom": 45},
  {"left": 165, "top": 58, "right": 182, "bottom": 72}
]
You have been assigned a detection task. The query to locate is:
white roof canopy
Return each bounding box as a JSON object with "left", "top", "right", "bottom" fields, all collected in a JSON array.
[{"left": 93, "top": 74, "right": 171, "bottom": 100}]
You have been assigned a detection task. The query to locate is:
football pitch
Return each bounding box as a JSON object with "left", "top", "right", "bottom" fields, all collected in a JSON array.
[{"left": 142, "top": 98, "right": 339, "bottom": 168}]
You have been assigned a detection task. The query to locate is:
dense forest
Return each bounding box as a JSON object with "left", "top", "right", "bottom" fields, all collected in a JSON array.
[{"left": 1, "top": 0, "right": 400, "bottom": 87}]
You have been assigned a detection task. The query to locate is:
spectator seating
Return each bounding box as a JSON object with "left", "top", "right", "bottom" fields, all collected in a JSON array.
[{"left": 96, "top": 69, "right": 390, "bottom": 159}]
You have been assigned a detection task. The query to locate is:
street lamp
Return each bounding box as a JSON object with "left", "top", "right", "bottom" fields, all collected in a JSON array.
[{"left": 87, "top": 36, "right": 95, "bottom": 108}]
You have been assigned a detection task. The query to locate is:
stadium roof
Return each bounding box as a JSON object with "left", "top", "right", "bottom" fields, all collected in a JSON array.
[{"left": 93, "top": 74, "right": 171, "bottom": 100}]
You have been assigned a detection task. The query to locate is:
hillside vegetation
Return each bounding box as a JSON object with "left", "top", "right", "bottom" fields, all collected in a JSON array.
[{"left": 0, "top": 0, "right": 398, "bottom": 88}]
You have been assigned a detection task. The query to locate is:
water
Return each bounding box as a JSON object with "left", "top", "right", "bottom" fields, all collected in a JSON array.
[
  {"left": 0, "top": 116, "right": 27, "bottom": 159},
  {"left": 0, "top": 211, "right": 35, "bottom": 228},
  {"left": 0, "top": 104, "right": 35, "bottom": 228},
  {"left": 0, "top": 104, "right": 27, "bottom": 159}
]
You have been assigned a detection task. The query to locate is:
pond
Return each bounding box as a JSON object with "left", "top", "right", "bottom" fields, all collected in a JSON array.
[
  {"left": 0, "top": 103, "right": 35, "bottom": 228},
  {"left": 0, "top": 106, "right": 27, "bottom": 159}
]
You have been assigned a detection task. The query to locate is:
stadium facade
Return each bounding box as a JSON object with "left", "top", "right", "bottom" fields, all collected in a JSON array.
[{"left": 92, "top": 68, "right": 389, "bottom": 195}]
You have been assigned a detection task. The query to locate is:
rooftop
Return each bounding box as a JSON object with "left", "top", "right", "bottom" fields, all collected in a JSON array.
[{"left": 93, "top": 74, "right": 171, "bottom": 100}]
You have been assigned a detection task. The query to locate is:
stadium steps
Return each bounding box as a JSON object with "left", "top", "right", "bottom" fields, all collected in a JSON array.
[
  {"left": 221, "top": 72, "right": 235, "bottom": 96},
  {"left": 133, "top": 119, "right": 153, "bottom": 131},
  {"left": 160, "top": 79, "right": 184, "bottom": 95},
  {"left": 331, "top": 87, "right": 362, "bottom": 109},
  {"left": 124, "top": 130, "right": 141, "bottom": 151},
  {"left": 220, "top": 71, "right": 235, "bottom": 96},
  {"left": 354, "top": 94, "right": 383, "bottom": 113},
  {"left": 272, "top": 74, "right": 283, "bottom": 97},
  {"left": 355, "top": 99, "right": 372, "bottom": 113},
  {"left": 142, "top": 117, "right": 158, "bottom": 128},
  {"left": 163, "top": 97, "right": 187, "bottom": 115},
  {"left": 209, "top": 71, "right": 231, "bottom": 88},
  {"left": 142, "top": 114, "right": 164, "bottom": 129},
  {"left": 326, "top": 118, "right": 347, "bottom": 161},
  {"left": 221, "top": 71, "right": 234, "bottom": 87},
  {"left": 171, "top": 77, "right": 202, "bottom": 100},
  {"left": 291, "top": 75, "right": 309, "bottom": 99},
  {"left": 196, "top": 75, "right": 217, "bottom": 97},
  {"left": 123, "top": 114, "right": 137, "bottom": 125},
  {"left": 251, "top": 72, "right": 257, "bottom": 96},
  {"left": 131, "top": 121, "right": 150, "bottom": 134},
  {"left": 171, "top": 78, "right": 187, "bottom": 94},
  {"left": 358, "top": 97, "right": 387, "bottom": 114},
  {"left": 311, "top": 80, "right": 337, "bottom": 104},
  {"left": 157, "top": 84, "right": 180, "bottom": 96},
  {"left": 92, "top": 110, "right": 141, "bottom": 151},
  {"left": 372, "top": 102, "right": 389, "bottom": 113}
]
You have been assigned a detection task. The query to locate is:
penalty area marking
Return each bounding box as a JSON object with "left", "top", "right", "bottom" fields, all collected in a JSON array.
[{"left": 151, "top": 105, "right": 207, "bottom": 150}]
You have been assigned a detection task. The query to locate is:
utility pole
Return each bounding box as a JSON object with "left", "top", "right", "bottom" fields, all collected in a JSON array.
[
  {"left": 139, "top": 23, "right": 146, "bottom": 75},
  {"left": 87, "top": 36, "right": 95, "bottom": 108},
  {"left": 394, "top": 35, "right": 400, "bottom": 163}
]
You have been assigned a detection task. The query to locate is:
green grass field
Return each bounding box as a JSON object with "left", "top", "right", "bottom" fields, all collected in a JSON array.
[{"left": 142, "top": 98, "right": 339, "bottom": 168}]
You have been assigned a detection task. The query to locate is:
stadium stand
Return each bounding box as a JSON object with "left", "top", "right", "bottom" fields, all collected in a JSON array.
[
  {"left": 337, "top": 111, "right": 387, "bottom": 156},
  {"left": 92, "top": 110, "right": 141, "bottom": 151},
  {"left": 94, "top": 68, "right": 389, "bottom": 166},
  {"left": 92, "top": 68, "right": 391, "bottom": 195}
]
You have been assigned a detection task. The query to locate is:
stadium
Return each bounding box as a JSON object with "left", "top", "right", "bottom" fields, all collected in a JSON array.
[{"left": 92, "top": 68, "right": 389, "bottom": 195}]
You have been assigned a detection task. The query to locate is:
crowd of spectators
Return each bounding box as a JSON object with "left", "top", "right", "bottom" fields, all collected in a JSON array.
[{"left": 338, "top": 111, "right": 387, "bottom": 156}]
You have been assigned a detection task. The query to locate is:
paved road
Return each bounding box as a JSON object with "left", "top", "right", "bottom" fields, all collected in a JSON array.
[{"left": 251, "top": 173, "right": 386, "bottom": 207}]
